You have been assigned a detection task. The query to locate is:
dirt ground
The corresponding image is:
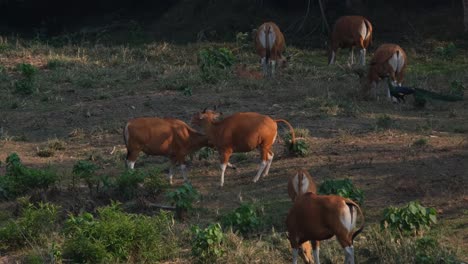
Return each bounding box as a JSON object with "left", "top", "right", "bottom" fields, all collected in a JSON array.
[{"left": 0, "top": 41, "right": 467, "bottom": 261}]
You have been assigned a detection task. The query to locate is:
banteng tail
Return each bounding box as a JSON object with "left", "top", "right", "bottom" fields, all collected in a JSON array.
[
  {"left": 345, "top": 199, "right": 365, "bottom": 241},
  {"left": 274, "top": 119, "right": 296, "bottom": 145}
]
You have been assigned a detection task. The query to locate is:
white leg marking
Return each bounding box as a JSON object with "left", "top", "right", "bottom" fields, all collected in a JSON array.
[
  {"left": 330, "top": 51, "right": 336, "bottom": 65},
  {"left": 180, "top": 164, "right": 189, "bottom": 183},
  {"left": 168, "top": 165, "right": 174, "bottom": 185},
  {"left": 344, "top": 246, "right": 354, "bottom": 264},
  {"left": 313, "top": 246, "right": 320, "bottom": 264},
  {"left": 220, "top": 163, "right": 227, "bottom": 187},
  {"left": 292, "top": 248, "right": 299, "bottom": 264},
  {"left": 253, "top": 160, "right": 267, "bottom": 182},
  {"left": 271, "top": 60, "right": 276, "bottom": 76},
  {"left": 227, "top": 162, "right": 236, "bottom": 169},
  {"left": 261, "top": 57, "right": 267, "bottom": 76},
  {"left": 360, "top": 48, "right": 366, "bottom": 66},
  {"left": 126, "top": 160, "right": 135, "bottom": 170},
  {"left": 261, "top": 152, "right": 274, "bottom": 177}
]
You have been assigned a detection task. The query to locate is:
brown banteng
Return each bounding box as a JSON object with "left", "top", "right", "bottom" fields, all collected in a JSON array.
[
  {"left": 286, "top": 193, "right": 364, "bottom": 264},
  {"left": 254, "top": 22, "right": 286, "bottom": 77},
  {"left": 355, "top": 43, "right": 407, "bottom": 101},
  {"left": 287, "top": 169, "right": 318, "bottom": 263},
  {"left": 123, "top": 117, "right": 210, "bottom": 184},
  {"left": 287, "top": 169, "right": 317, "bottom": 202},
  {"left": 329, "top": 16, "right": 373, "bottom": 66},
  {"left": 192, "top": 109, "right": 296, "bottom": 187}
]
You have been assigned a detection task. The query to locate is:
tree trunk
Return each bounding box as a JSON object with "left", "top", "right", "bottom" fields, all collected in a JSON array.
[{"left": 464, "top": 0, "right": 468, "bottom": 32}]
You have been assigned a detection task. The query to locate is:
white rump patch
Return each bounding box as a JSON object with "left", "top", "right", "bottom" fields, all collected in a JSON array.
[
  {"left": 388, "top": 51, "right": 405, "bottom": 74},
  {"left": 292, "top": 172, "right": 310, "bottom": 196},
  {"left": 358, "top": 21, "right": 367, "bottom": 40},
  {"left": 339, "top": 204, "right": 356, "bottom": 233},
  {"left": 258, "top": 25, "right": 276, "bottom": 50}
]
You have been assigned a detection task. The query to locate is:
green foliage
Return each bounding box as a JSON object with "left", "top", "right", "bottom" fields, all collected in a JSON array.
[
  {"left": 283, "top": 129, "right": 310, "bottom": 157},
  {"left": 0, "top": 153, "right": 59, "bottom": 199},
  {"left": 412, "top": 138, "right": 428, "bottom": 147},
  {"left": 191, "top": 223, "right": 225, "bottom": 263},
  {"left": 167, "top": 183, "right": 199, "bottom": 212},
  {"left": 63, "top": 203, "right": 177, "bottom": 263},
  {"left": 13, "top": 63, "right": 38, "bottom": 95},
  {"left": 0, "top": 202, "right": 59, "bottom": 250},
  {"left": 194, "top": 147, "right": 215, "bottom": 160},
  {"left": 221, "top": 202, "right": 262, "bottom": 235},
  {"left": 14, "top": 78, "right": 35, "bottom": 95},
  {"left": 116, "top": 169, "right": 145, "bottom": 199},
  {"left": 381, "top": 201, "right": 437, "bottom": 236},
  {"left": 434, "top": 42, "right": 457, "bottom": 60},
  {"left": 142, "top": 169, "right": 169, "bottom": 195},
  {"left": 16, "top": 63, "right": 38, "bottom": 78},
  {"left": 47, "top": 59, "right": 68, "bottom": 70},
  {"left": 235, "top": 31, "right": 251, "bottom": 51},
  {"left": 198, "top": 47, "right": 235, "bottom": 83},
  {"left": 177, "top": 84, "right": 193, "bottom": 96},
  {"left": 318, "top": 179, "right": 364, "bottom": 205},
  {"left": 449, "top": 80, "right": 464, "bottom": 97},
  {"left": 375, "top": 114, "right": 393, "bottom": 130},
  {"left": 72, "top": 160, "right": 100, "bottom": 193}
]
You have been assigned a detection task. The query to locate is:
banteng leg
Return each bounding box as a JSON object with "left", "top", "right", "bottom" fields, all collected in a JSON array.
[
  {"left": 261, "top": 150, "right": 274, "bottom": 177},
  {"left": 125, "top": 150, "right": 139, "bottom": 169},
  {"left": 359, "top": 48, "right": 366, "bottom": 66},
  {"left": 349, "top": 47, "right": 355, "bottom": 65},
  {"left": 270, "top": 60, "right": 276, "bottom": 76},
  {"left": 261, "top": 57, "right": 268, "bottom": 76},
  {"left": 168, "top": 164, "right": 175, "bottom": 185},
  {"left": 312, "top": 240, "right": 321, "bottom": 264},
  {"left": 219, "top": 149, "right": 233, "bottom": 187},
  {"left": 344, "top": 246, "right": 355, "bottom": 264},
  {"left": 253, "top": 147, "right": 270, "bottom": 183},
  {"left": 292, "top": 248, "right": 299, "bottom": 264}
]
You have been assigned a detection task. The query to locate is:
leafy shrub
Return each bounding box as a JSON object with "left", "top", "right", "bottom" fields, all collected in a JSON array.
[
  {"left": 198, "top": 47, "right": 235, "bottom": 83},
  {"left": 449, "top": 80, "right": 464, "bottom": 97},
  {"left": 318, "top": 179, "right": 364, "bottom": 205},
  {"left": 142, "top": 169, "right": 169, "bottom": 195},
  {"left": 194, "top": 147, "right": 215, "bottom": 161},
  {"left": 235, "top": 31, "right": 250, "bottom": 51},
  {"left": 284, "top": 130, "right": 310, "bottom": 157},
  {"left": 36, "top": 147, "right": 55, "bottom": 157},
  {"left": 221, "top": 202, "right": 262, "bottom": 235},
  {"left": 0, "top": 202, "right": 59, "bottom": 250},
  {"left": 63, "top": 203, "right": 177, "bottom": 263},
  {"left": 16, "top": 63, "right": 38, "bottom": 78},
  {"left": 191, "top": 223, "right": 225, "bottom": 263},
  {"left": 13, "top": 63, "right": 38, "bottom": 95},
  {"left": 412, "top": 138, "right": 428, "bottom": 147},
  {"left": 381, "top": 201, "right": 437, "bottom": 236},
  {"left": 434, "top": 42, "right": 456, "bottom": 60},
  {"left": 167, "top": 183, "right": 199, "bottom": 217},
  {"left": 375, "top": 114, "right": 393, "bottom": 130},
  {"left": 0, "top": 153, "right": 59, "bottom": 199},
  {"left": 72, "top": 160, "right": 100, "bottom": 193},
  {"left": 116, "top": 169, "right": 145, "bottom": 199}
]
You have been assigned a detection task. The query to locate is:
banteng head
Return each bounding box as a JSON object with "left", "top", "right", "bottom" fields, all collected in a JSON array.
[{"left": 191, "top": 107, "right": 222, "bottom": 127}]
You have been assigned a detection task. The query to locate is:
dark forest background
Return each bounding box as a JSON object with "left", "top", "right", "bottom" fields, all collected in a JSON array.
[{"left": 0, "top": 0, "right": 466, "bottom": 46}]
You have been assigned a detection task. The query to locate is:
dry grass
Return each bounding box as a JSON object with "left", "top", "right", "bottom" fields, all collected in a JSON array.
[{"left": 0, "top": 36, "right": 467, "bottom": 262}]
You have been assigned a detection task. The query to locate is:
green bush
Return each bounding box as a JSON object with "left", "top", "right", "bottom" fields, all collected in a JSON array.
[
  {"left": 375, "top": 114, "right": 393, "bottom": 130},
  {"left": 142, "top": 169, "right": 169, "bottom": 195},
  {"left": 221, "top": 202, "right": 262, "bottom": 235},
  {"left": 72, "top": 160, "right": 100, "bottom": 193},
  {"left": 0, "top": 153, "right": 59, "bottom": 199},
  {"left": 283, "top": 129, "right": 310, "bottom": 157},
  {"left": 412, "top": 138, "right": 428, "bottom": 147},
  {"left": 318, "top": 179, "right": 364, "bottom": 205},
  {"left": 381, "top": 201, "right": 437, "bottom": 236},
  {"left": 63, "top": 203, "right": 177, "bottom": 263},
  {"left": 0, "top": 202, "right": 59, "bottom": 250},
  {"left": 449, "top": 80, "right": 464, "bottom": 97},
  {"left": 434, "top": 42, "right": 457, "bottom": 60},
  {"left": 116, "top": 169, "right": 145, "bottom": 199},
  {"left": 198, "top": 47, "right": 235, "bottom": 83},
  {"left": 16, "top": 63, "right": 38, "bottom": 78},
  {"left": 191, "top": 223, "right": 225, "bottom": 263},
  {"left": 194, "top": 147, "right": 215, "bottom": 161},
  {"left": 14, "top": 78, "right": 35, "bottom": 95},
  {"left": 167, "top": 183, "right": 199, "bottom": 212}
]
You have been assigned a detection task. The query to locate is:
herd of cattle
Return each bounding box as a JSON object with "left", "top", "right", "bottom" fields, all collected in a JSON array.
[{"left": 123, "top": 15, "right": 403, "bottom": 264}]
